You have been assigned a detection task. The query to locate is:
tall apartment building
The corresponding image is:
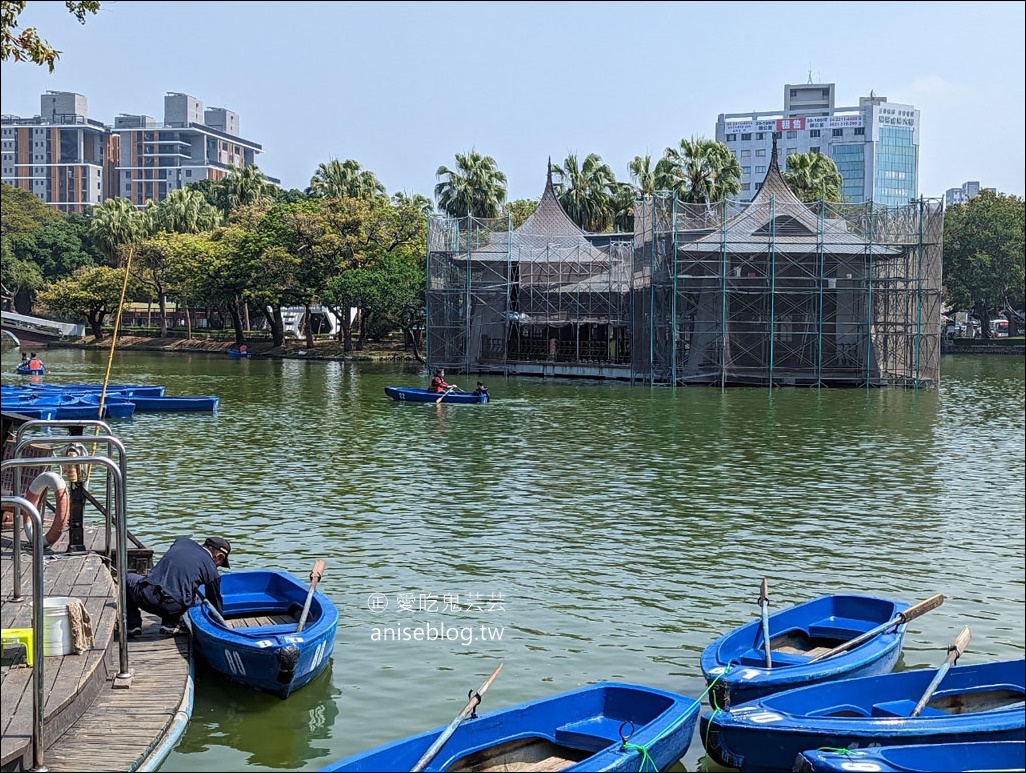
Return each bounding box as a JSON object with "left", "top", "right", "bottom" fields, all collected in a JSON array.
[
  {"left": 944, "top": 180, "right": 995, "bottom": 206},
  {"left": 1, "top": 91, "right": 118, "bottom": 213},
  {"left": 2, "top": 91, "right": 268, "bottom": 211},
  {"left": 715, "top": 82, "right": 920, "bottom": 206},
  {"left": 113, "top": 92, "right": 265, "bottom": 206}
]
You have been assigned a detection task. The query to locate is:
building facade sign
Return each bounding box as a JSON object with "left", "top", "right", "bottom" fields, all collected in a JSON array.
[{"left": 725, "top": 115, "right": 864, "bottom": 133}]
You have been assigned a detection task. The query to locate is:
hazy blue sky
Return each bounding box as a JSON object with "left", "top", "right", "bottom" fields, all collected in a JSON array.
[{"left": 2, "top": 1, "right": 1023, "bottom": 201}]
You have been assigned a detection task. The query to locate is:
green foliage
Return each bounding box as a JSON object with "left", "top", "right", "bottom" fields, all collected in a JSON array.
[
  {"left": 553, "top": 153, "right": 618, "bottom": 232},
  {"left": 308, "top": 159, "right": 386, "bottom": 200},
  {"left": 503, "top": 199, "right": 538, "bottom": 230},
  {"left": 435, "top": 149, "right": 507, "bottom": 219},
  {"left": 1, "top": 1, "right": 99, "bottom": 71},
  {"left": 943, "top": 190, "right": 1025, "bottom": 328},
  {"left": 35, "top": 264, "right": 133, "bottom": 339},
  {"left": 783, "top": 152, "right": 843, "bottom": 202},
  {"left": 86, "top": 197, "right": 147, "bottom": 263},
  {"left": 148, "top": 187, "right": 222, "bottom": 234},
  {"left": 660, "top": 137, "right": 742, "bottom": 204}
]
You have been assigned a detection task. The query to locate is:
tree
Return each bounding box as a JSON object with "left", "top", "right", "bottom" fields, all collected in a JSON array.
[
  {"left": 87, "top": 197, "right": 147, "bottom": 264},
  {"left": 610, "top": 183, "right": 636, "bottom": 233},
  {"left": 1, "top": 0, "right": 99, "bottom": 71},
  {"left": 188, "top": 165, "right": 277, "bottom": 217},
  {"left": 35, "top": 264, "right": 132, "bottom": 339},
  {"left": 629, "top": 154, "right": 658, "bottom": 196},
  {"left": 943, "top": 190, "right": 1025, "bottom": 337},
  {"left": 783, "top": 152, "right": 843, "bottom": 202},
  {"left": 553, "top": 153, "right": 617, "bottom": 232},
  {"left": 149, "top": 187, "right": 222, "bottom": 234},
  {"left": 308, "top": 159, "right": 386, "bottom": 200},
  {"left": 503, "top": 199, "right": 538, "bottom": 230},
  {"left": 434, "top": 149, "right": 507, "bottom": 219},
  {"left": 660, "top": 137, "right": 742, "bottom": 204}
]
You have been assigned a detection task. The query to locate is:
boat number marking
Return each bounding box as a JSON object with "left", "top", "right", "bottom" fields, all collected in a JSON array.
[
  {"left": 708, "top": 667, "right": 726, "bottom": 676},
  {"left": 223, "top": 649, "right": 246, "bottom": 675},
  {"left": 255, "top": 639, "right": 275, "bottom": 648},
  {"left": 739, "top": 668, "right": 762, "bottom": 680},
  {"left": 747, "top": 710, "right": 782, "bottom": 724},
  {"left": 839, "top": 764, "right": 881, "bottom": 772}
]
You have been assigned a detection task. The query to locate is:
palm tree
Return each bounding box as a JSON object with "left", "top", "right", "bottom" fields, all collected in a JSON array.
[
  {"left": 87, "top": 197, "right": 147, "bottom": 264},
  {"left": 224, "top": 165, "right": 277, "bottom": 212},
  {"left": 150, "top": 188, "right": 222, "bottom": 234},
  {"left": 783, "top": 152, "right": 843, "bottom": 202},
  {"left": 611, "top": 183, "right": 637, "bottom": 232},
  {"left": 628, "top": 154, "right": 658, "bottom": 196},
  {"left": 434, "top": 149, "right": 507, "bottom": 219},
  {"left": 308, "top": 159, "right": 386, "bottom": 200},
  {"left": 552, "top": 153, "right": 616, "bottom": 232},
  {"left": 661, "top": 137, "right": 742, "bottom": 204},
  {"left": 392, "top": 191, "right": 434, "bottom": 214}
]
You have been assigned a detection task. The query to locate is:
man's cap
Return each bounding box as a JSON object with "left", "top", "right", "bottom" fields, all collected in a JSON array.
[{"left": 204, "top": 536, "right": 231, "bottom": 567}]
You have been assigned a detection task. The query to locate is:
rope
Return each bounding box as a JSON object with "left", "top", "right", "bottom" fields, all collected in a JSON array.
[
  {"left": 703, "top": 664, "right": 732, "bottom": 756},
  {"left": 625, "top": 666, "right": 733, "bottom": 772}
]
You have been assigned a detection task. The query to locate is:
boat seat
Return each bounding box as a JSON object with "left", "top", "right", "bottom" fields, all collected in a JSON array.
[
  {"left": 554, "top": 716, "right": 623, "bottom": 751},
  {"left": 738, "top": 648, "right": 811, "bottom": 666},
  {"left": 222, "top": 592, "right": 284, "bottom": 615},
  {"left": 871, "top": 699, "right": 947, "bottom": 718},
  {"left": 807, "top": 617, "right": 875, "bottom": 641}
]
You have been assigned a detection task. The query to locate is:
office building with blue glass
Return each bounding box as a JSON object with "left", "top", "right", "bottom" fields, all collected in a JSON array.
[{"left": 715, "top": 82, "right": 919, "bottom": 206}]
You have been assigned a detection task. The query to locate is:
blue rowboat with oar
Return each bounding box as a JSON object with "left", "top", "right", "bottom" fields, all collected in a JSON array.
[
  {"left": 700, "top": 658, "right": 1026, "bottom": 772},
  {"left": 701, "top": 593, "right": 913, "bottom": 708},
  {"left": 321, "top": 682, "right": 701, "bottom": 772},
  {"left": 187, "top": 569, "right": 337, "bottom": 699},
  {"left": 384, "top": 386, "right": 488, "bottom": 404},
  {"left": 795, "top": 740, "right": 1026, "bottom": 772}
]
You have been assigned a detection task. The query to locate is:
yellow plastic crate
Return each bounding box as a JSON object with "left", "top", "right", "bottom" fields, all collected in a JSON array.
[{"left": 1, "top": 627, "right": 34, "bottom": 665}]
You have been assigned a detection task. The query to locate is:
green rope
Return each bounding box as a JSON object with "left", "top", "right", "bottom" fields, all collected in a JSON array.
[
  {"left": 817, "top": 747, "right": 854, "bottom": 754},
  {"left": 702, "top": 664, "right": 732, "bottom": 757},
  {"left": 622, "top": 666, "right": 734, "bottom": 771}
]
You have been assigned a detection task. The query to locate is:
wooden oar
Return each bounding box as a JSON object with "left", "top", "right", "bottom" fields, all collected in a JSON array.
[
  {"left": 411, "top": 663, "right": 503, "bottom": 772},
  {"left": 809, "top": 593, "right": 945, "bottom": 663},
  {"left": 910, "top": 626, "right": 971, "bottom": 717},
  {"left": 197, "top": 589, "right": 228, "bottom": 627},
  {"left": 759, "top": 578, "right": 772, "bottom": 667},
  {"left": 435, "top": 386, "right": 455, "bottom": 404},
  {"left": 296, "top": 559, "right": 326, "bottom": 633}
]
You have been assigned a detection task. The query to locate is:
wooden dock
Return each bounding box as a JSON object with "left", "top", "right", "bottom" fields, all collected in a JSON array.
[{"left": 1, "top": 524, "right": 191, "bottom": 772}]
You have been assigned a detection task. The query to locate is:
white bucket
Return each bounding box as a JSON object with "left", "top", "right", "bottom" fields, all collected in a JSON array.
[{"left": 38, "top": 596, "right": 76, "bottom": 656}]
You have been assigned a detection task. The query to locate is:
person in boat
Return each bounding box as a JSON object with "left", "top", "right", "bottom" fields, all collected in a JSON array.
[
  {"left": 124, "top": 535, "right": 231, "bottom": 637},
  {"left": 20, "top": 352, "right": 29, "bottom": 365},
  {"left": 473, "top": 381, "right": 488, "bottom": 397},
  {"left": 429, "top": 368, "right": 456, "bottom": 393},
  {"left": 238, "top": 344, "right": 248, "bottom": 354},
  {"left": 27, "top": 352, "right": 43, "bottom": 371}
]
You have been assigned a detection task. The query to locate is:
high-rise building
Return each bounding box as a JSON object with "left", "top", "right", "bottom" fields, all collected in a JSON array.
[
  {"left": 1, "top": 91, "right": 117, "bottom": 212},
  {"left": 112, "top": 92, "right": 265, "bottom": 206},
  {"left": 944, "top": 180, "right": 996, "bottom": 206},
  {"left": 715, "top": 82, "right": 920, "bottom": 206},
  {"left": 2, "top": 91, "right": 270, "bottom": 211}
]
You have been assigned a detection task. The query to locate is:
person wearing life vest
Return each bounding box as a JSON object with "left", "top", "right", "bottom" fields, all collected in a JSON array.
[
  {"left": 27, "top": 353, "right": 43, "bottom": 371},
  {"left": 429, "top": 368, "right": 453, "bottom": 393}
]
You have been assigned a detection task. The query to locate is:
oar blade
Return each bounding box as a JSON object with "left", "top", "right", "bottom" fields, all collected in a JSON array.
[
  {"left": 809, "top": 593, "right": 943, "bottom": 664},
  {"left": 901, "top": 593, "right": 945, "bottom": 623},
  {"left": 910, "top": 626, "right": 971, "bottom": 717}
]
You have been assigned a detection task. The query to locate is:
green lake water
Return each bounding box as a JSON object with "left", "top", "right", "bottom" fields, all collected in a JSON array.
[{"left": 2, "top": 348, "right": 1023, "bottom": 771}]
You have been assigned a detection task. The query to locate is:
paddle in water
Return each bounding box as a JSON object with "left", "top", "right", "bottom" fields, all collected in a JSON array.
[
  {"left": 296, "top": 559, "right": 326, "bottom": 633},
  {"left": 758, "top": 578, "right": 772, "bottom": 667},
  {"left": 910, "top": 626, "right": 971, "bottom": 717},
  {"left": 411, "top": 663, "right": 504, "bottom": 772},
  {"left": 435, "top": 386, "right": 455, "bottom": 404},
  {"left": 809, "top": 593, "right": 945, "bottom": 663}
]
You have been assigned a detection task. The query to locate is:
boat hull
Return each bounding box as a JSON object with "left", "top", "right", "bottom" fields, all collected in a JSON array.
[
  {"left": 701, "top": 594, "right": 910, "bottom": 707},
  {"left": 322, "top": 682, "right": 700, "bottom": 772},
  {"left": 128, "top": 395, "right": 219, "bottom": 412},
  {"left": 227, "top": 349, "right": 252, "bottom": 358},
  {"left": 700, "top": 658, "right": 1026, "bottom": 772},
  {"left": 384, "top": 386, "right": 487, "bottom": 404},
  {"left": 187, "top": 570, "right": 338, "bottom": 699},
  {"left": 795, "top": 740, "right": 1026, "bottom": 772}
]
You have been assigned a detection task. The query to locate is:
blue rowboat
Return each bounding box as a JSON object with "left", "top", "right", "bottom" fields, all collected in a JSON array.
[
  {"left": 77, "top": 392, "right": 136, "bottom": 419},
  {"left": 187, "top": 569, "right": 338, "bottom": 699},
  {"left": 30, "top": 382, "right": 166, "bottom": 397},
  {"left": 384, "top": 386, "right": 488, "bottom": 404},
  {"left": 701, "top": 594, "right": 910, "bottom": 707},
  {"left": 227, "top": 348, "right": 252, "bottom": 359},
  {"left": 14, "top": 363, "right": 44, "bottom": 375},
  {"left": 700, "top": 658, "right": 1026, "bottom": 772},
  {"left": 321, "top": 682, "right": 701, "bottom": 772},
  {"left": 127, "top": 394, "right": 219, "bottom": 412},
  {"left": 795, "top": 740, "right": 1026, "bottom": 772}
]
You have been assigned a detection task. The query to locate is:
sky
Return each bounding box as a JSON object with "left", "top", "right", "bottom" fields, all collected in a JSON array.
[{"left": 2, "top": 1, "right": 1024, "bottom": 202}]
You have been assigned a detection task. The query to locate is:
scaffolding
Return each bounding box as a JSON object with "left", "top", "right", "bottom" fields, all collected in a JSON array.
[{"left": 427, "top": 169, "right": 942, "bottom": 388}]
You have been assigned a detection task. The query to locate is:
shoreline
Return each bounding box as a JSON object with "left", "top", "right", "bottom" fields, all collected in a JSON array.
[{"left": 45, "top": 335, "right": 421, "bottom": 363}]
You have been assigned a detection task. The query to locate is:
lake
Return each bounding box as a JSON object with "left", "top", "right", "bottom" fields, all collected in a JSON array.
[{"left": 2, "top": 347, "right": 1023, "bottom": 771}]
